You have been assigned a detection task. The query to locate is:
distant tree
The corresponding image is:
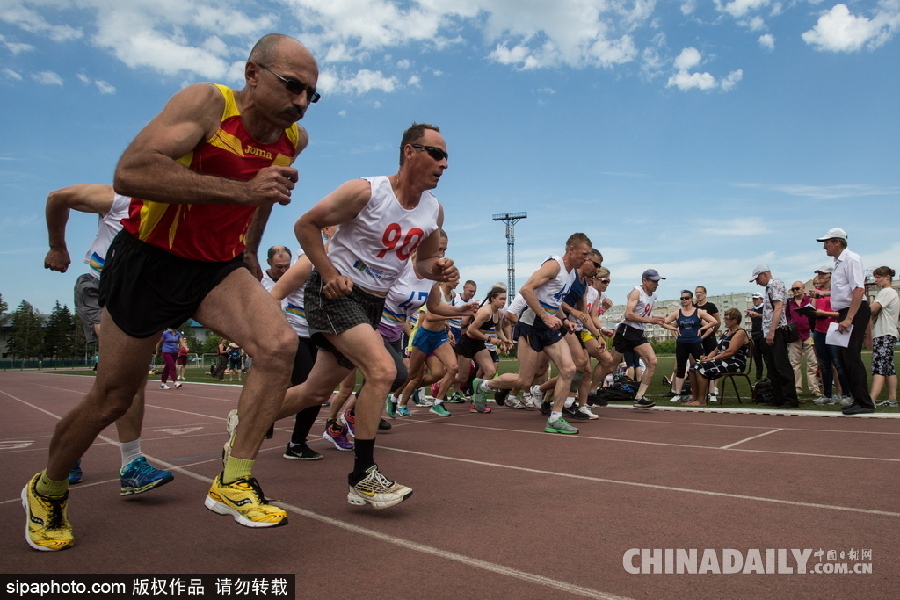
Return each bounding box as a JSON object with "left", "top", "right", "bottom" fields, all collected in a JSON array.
[
  {"left": 202, "top": 332, "right": 222, "bottom": 354},
  {"left": 7, "top": 301, "right": 44, "bottom": 359},
  {"left": 0, "top": 293, "right": 8, "bottom": 326},
  {"left": 43, "top": 301, "right": 78, "bottom": 359}
]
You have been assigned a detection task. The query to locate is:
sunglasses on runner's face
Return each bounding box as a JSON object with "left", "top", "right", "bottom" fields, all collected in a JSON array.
[
  {"left": 408, "top": 144, "right": 448, "bottom": 161},
  {"left": 259, "top": 65, "right": 321, "bottom": 103}
]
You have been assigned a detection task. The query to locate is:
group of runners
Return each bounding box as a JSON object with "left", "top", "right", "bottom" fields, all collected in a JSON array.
[{"left": 22, "top": 32, "right": 709, "bottom": 555}]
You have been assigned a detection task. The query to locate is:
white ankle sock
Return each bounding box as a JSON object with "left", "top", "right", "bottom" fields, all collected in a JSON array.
[{"left": 120, "top": 439, "right": 142, "bottom": 468}]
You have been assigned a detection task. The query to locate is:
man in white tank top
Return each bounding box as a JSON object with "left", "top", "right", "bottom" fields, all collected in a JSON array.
[
  {"left": 277, "top": 123, "right": 458, "bottom": 510},
  {"left": 474, "top": 233, "right": 593, "bottom": 435},
  {"left": 43, "top": 184, "right": 174, "bottom": 495},
  {"left": 607, "top": 269, "right": 667, "bottom": 408}
]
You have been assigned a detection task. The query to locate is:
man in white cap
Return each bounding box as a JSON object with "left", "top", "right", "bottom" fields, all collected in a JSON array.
[
  {"left": 751, "top": 264, "right": 798, "bottom": 408},
  {"left": 812, "top": 228, "right": 874, "bottom": 415},
  {"left": 605, "top": 268, "right": 667, "bottom": 408},
  {"left": 743, "top": 292, "right": 765, "bottom": 380}
]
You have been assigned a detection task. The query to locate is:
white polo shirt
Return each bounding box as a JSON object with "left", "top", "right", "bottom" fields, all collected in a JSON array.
[{"left": 830, "top": 248, "right": 866, "bottom": 311}]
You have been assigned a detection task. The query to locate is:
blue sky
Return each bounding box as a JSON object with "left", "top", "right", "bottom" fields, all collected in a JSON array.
[{"left": 2, "top": 0, "right": 898, "bottom": 316}]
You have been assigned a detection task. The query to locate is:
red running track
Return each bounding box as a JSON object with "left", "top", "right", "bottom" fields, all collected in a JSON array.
[{"left": 1, "top": 371, "right": 898, "bottom": 599}]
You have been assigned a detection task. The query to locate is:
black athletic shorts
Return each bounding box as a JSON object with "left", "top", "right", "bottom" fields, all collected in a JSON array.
[
  {"left": 99, "top": 231, "right": 245, "bottom": 338},
  {"left": 518, "top": 321, "right": 564, "bottom": 352},
  {"left": 305, "top": 269, "right": 386, "bottom": 370}
]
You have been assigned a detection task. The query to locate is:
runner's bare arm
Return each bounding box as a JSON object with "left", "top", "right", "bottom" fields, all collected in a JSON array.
[
  {"left": 114, "top": 83, "right": 298, "bottom": 207},
  {"left": 270, "top": 255, "right": 313, "bottom": 302},
  {"left": 519, "top": 259, "right": 562, "bottom": 329},
  {"left": 296, "top": 179, "right": 372, "bottom": 297},
  {"left": 44, "top": 184, "right": 115, "bottom": 273}
]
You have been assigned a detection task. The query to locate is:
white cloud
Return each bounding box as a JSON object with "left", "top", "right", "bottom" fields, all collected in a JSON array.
[
  {"left": 0, "top": 33, "right": 34, "bottom": 54},
  {"left": 0, "top": 5, "right": 82, "bottom": 41},
  {"left": 76, "top": 73, "right": 91, "bottom": 84},
  {"left": 32, "top": 70, "right": 62, "bottom": 85},
  {"left": 802, "top": 3, "right": 900, "bottom": 52},
  {"left": 667, "top": 47, "right": 742, "bottom": 92},
  {"left": 95, "top": 80, "right": 116, "bottom": 94},
  {"left": 324, "top": 68, "right": 398, "bottom": 95},
  {"left": 699, "top": 217, "right": 769, "bottom": 236},
  {"left": 667, "top": 69, "right": 717, "bottom": 91},
  {"left": 758, "top": 33, "right": 775, "bottom": 49},
  {"left": 2, "top": 67, "right": 23, "bottom": 80},
  {"left": 715, "top": 0, "right": 772, "bottom": 19},
  {"left": 673, "top": 46, "right": 702, "bottom": 70},
  {"left": 736, "top": 182, "right": 900, "bottom": 200}
]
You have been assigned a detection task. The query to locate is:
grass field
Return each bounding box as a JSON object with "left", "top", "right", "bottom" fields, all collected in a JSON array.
[{"left": 40, "top": 351, "right": 899, "bottom": 414}]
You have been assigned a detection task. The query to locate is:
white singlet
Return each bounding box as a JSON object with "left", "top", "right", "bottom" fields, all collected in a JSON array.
[
  {"left": 379, "top": 262, "right": 435, "bottom": 343},
  {"left": 572, "top": 286, "right": 600, "bottom": 332},
  {"left": 326, "top": 176, "right": 440, "bottom": 293},
  {"left": 520, "top": 255, "right": 575, "bottom": 329},
  {"left": 282, "top": 251, "right": 310, "bottom": 337},
  {"left": 84, "top": 193, "right": 130, "bottom": 279},
  {"left": 619, "top": 285, "right": 657, "bottom": 330}
]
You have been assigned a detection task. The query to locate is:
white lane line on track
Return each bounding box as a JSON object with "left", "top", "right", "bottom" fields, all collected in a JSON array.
[
  {"left": 429, "top": 421, "right": 900, "bottom": 462},
  {"left": 272, "top": 498, "right": 635, "bottom": 600},
  {"left": 719, "top": 428, "right": 783, "bottom": 449},
  {"left": 381, "top": 446, "right": 900, "bottom": 518}
]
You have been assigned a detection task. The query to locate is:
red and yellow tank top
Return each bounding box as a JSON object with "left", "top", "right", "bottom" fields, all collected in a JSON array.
[{"left": 122, "top": 84, "right": 301, "bottom": 262}]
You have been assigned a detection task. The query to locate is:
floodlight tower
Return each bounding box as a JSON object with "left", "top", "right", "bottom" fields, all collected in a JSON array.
[{"left": 492, "top": 212, "right": 527, "bottom": 300}]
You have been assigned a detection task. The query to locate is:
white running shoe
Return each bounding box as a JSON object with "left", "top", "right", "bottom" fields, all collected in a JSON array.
[
  {"left": 160, "top": 383, "right": 170, "bottom": 389},
  {"left": 670, "top": 395, "right": 682, "bottom": 403},
  {"left": 174, "top": 382, "right": 182, "bottom": 389},
  {"left": 577, "top": 406, "right": 599, "bottom": 420},
  {"left": 708, "top": 394, "right": 718, "bottom": 403}
]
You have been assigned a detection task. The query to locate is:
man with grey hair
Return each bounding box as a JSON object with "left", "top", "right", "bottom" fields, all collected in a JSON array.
[
  {"left": 23, "top": 33, "right": 320, "bottom": 551},
  {"left": 261, "top": 246, "right": 292, "bottom": 290},
  {"left": 751, "top": 264, "right": 798, "bottom": 408},
  {"left": 812, "top": 228, "right": 875, "bottom": 415}
]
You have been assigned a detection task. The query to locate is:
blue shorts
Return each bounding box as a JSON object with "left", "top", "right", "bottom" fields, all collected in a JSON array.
[{"left": 412, "top": 327, "right": 448, "bottom": 355}]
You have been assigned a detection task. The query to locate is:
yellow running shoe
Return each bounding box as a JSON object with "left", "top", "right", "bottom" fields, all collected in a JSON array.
[
  {"left": 22, "top": 473, "right": 74, "bottom": 551},
  {"left": 205, "top": 473, "right": 287, "bottom": 528}
]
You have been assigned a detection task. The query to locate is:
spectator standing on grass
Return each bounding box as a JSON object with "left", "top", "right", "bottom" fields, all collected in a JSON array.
[
  {"left": 662, "top": 290, "right": 717, "bottom": 403},
  {"left": 786, "top": 281, "right": 821, "bottom": 398},
  {"left": 156, "top": 328, "right": 184, "bottom": 389},
  {"left": 810, "top": 264, "right": 851, "bottom": 405},
  {"left": 813, "top": 228, "right": 875, "bottom": 416},
  {"left": 869, "top": 266, "right": 898, "bottom": 407},
  {"left": 176, "top": 337, "right": 189, "bottom": 381},
  {"left": 694, "top": 286, "right": 721, "bottom": 402},
  {"left": 751, "top": 264, "right": 798, "bottom": 408},
  {"left": 745, "top": 293, "right": 765, "bottom": 381}
]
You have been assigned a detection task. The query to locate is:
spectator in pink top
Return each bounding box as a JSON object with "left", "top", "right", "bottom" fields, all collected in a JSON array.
[
  {"left": 786, "top": 281, "right": 821, "bottom": 398},
  {"left": 810, "top": 264, "right": 850, "bottom": 405}
]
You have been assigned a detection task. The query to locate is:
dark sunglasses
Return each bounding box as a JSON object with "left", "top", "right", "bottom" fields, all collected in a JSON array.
[
  {"left": 591, "top": 261, "right": 602, "bottom": 269},
  {"left": 259, "top": 65, "right": 320, "bottom": 103},
  {"left": 598, "top": 278, "right": 610, "bottom": 284},
  {"left": 408, "top": 144, "right": 448, "bottom": 161},
  {"left": 680, "top": 296, "right": 692, "bottom": 300},
  {"left": 791, "top": 287, "right": 802, "bottom": 291}
]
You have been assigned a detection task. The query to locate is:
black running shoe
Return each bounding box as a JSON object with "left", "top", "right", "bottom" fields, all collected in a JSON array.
[
  {"left": 378, "top": 418, "right": 392, "bottom": 431},
  {"left": 494, "top": 388, "right": 510, "bottom": 406}
]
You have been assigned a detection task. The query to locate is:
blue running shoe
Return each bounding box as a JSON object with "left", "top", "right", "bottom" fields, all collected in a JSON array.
[
  {"left": 119, "top": 457, "right": 174, "bottom": 496},
  {"left": 68, "top": 460, "right": 83, "bottom": 485}
]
